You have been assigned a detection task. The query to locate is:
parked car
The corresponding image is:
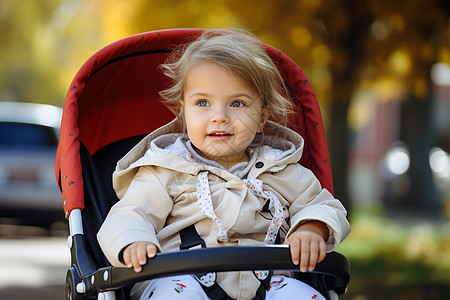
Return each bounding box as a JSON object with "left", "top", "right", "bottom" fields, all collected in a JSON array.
[{"left": 0, "top": 102, "right": 64, "bottom": 228}]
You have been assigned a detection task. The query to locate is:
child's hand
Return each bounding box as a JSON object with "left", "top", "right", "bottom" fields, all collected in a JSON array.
[
  {"left": 122, "top": 241, "right": 157, "bottom": 272},
  {"left": 283, "top": 221, "right": 328, "bottom": 272}
]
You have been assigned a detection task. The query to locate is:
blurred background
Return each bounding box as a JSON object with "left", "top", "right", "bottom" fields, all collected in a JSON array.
[{"left": 0, "top": 0, "right": 449, "bottom": 299}]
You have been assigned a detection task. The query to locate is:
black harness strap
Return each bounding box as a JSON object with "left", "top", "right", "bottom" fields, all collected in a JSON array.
[
  {"left": 179, "top": 225, "right": 272, "bottom": 300},
  {"left": 180, "top": 225, "right": 231, "bottom": 299},
  {"left": 253, "top": 271, "right": 273, "bottom": 300},
  {"left": 179, "top": 223, "right": 206, "bottom": 250},
  {"left": 196, "top": 271, "right": 231, "bottom": 300}
]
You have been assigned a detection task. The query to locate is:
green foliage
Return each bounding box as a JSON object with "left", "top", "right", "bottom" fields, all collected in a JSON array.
[
  {"left": 337, "top": 206, "right": 450, "bottom": 299},
  {"left": 0, "top": 0, "right": 64, "bottom": 104}
]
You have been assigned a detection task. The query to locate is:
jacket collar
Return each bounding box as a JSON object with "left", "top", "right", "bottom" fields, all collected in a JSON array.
[{"left": 115, "top": 118, "right": 304, "bottom": 178}]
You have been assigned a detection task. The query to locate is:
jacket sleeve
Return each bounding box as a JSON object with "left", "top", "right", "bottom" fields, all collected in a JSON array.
[
  {"left": 284, "top": 164, "right": 351, "bottom": 252},
  {"left": 97, "top": 166, "right": 174, "bottom": 267}
]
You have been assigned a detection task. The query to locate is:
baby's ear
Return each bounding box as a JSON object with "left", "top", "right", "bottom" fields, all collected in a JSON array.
[
  {"left": 257, "top": 108, "right": 269, "bottom": 133},
  {"left": 260, "top": 107, "right": 270, "bottom": 127}
]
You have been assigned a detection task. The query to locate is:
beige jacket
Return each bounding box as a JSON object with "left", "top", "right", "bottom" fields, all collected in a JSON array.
[{"left": 97, "top": 120, "right": 350, "bottom": 300}]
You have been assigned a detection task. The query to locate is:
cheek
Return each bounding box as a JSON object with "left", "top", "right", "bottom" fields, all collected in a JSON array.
[
  {"left": 234, "top": 125, "right": 257, "bottom": 144},
  {"left": 183, "top": 110, "right": 195, "bottom": 129},
  {"left": 185, "top": 117, "right": 203, "bottom": 141}
]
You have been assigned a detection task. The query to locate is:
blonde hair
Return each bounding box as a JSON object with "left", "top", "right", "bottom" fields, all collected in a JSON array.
[{"left": 159, "top": 29, "right": 294, "bottom": 128}]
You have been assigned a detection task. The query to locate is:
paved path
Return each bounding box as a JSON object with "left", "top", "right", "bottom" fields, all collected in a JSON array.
[{"left": 0, "top": 223, "right": 69, "bottom": 299}]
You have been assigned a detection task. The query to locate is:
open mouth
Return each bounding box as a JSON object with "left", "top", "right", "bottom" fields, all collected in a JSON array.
[
  {"left": 208, "top": 132, "right": 232, "bottom": 136},
  {"left": 207, "top": 131, "right": 233, "bottom": 140}
]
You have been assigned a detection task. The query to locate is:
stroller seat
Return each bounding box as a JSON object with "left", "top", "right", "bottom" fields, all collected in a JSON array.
[{"left": 55, "top": 28, "right": 349, "bottom": 300}]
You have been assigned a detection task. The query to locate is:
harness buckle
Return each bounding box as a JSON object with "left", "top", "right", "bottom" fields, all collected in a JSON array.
[{"left": 195, "top": 272, "right": 216, "bottom": 288}]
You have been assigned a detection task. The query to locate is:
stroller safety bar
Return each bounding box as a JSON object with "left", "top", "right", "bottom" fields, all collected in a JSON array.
[
  {"left": 66, "top": 209, "right": 349, "bottom": 299},
  {"left": 76, "top": 245, "right": 349, "bottom": 296}
]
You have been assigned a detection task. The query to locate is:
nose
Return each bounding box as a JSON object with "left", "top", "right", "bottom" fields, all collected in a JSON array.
[{"left": 211, "top": 105, "right": 229, "bottom": 124}]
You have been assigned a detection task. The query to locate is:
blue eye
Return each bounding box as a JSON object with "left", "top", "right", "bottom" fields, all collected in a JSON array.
[
  {"left": 231, "top": 101, "right": 245, "bottom": 108},
  {"left": 197, "top": 100, "right": 209, "bottom": 107}
]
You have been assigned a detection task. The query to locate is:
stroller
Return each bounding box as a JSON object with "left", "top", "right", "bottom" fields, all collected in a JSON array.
[{"left": 55, "top": 28, "right": 350, "bottom": 300}]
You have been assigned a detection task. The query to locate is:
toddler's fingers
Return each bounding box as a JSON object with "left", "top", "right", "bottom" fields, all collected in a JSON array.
[
  {"left": 308, "top": 240, "right": 327, "bottom": 271},
  {"left": 286, "top": 238, "right": 300, "bottom": 266},
  {"left": 319, "top": 240, "right": 327, "bottom": 263},
  {"left": 299, "top": 241, "right": 310, "bottom": 272},
  {"left": 136, "top": 244, "right": 149, "bottom": 266},
  {"left": 147, "top": 244, "right": 157, "bottom": 258},
  {"left": 308, "top": 242, "right": 320, "bottom": 271},
  {"left": 129, "top": 247, "right": 143, "bottom": 272},
  {"left": 122, "top": 247, "right": 132, "bottom": 268}
]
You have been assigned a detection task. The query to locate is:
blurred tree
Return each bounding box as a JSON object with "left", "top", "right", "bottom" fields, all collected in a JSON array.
[
  {"left": 94, "top": 0, "right": 240, "bottom": 42},
  {"left": 0, "top": 0, "right": 61, "bottom": 103},
  {"left": 344, "top": 0, "right": 450, "bottom": 217},
  {"left": 0, "top": 0, "right": 104, "bottom": 105}
]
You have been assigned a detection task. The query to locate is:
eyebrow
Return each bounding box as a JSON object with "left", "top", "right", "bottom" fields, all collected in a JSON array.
[
  {"left": 186, "top": 92, "right": 209, "bottom": 99},
  {"left": 187, "top": 92, "right": 255, "bottom": 99}
]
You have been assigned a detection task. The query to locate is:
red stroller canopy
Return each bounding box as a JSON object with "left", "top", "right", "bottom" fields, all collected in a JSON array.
[{"left": 55, "top": 28, "right": 333, "bottom": 218}]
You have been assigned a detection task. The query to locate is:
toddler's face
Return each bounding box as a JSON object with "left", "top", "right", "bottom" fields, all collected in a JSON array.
[{"left": 183, "top": 62, "right": 267, "bottom": 169}]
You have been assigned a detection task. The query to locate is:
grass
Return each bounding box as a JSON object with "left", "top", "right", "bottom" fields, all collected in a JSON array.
[{"left": 335, "top": 205, "right": 450, "bottom": 300}]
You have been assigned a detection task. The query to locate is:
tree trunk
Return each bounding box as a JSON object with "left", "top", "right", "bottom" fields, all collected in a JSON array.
[
  {"left": 399, "top": 94, "right": 442, "bottom": 218},
  {"left": 328, "top": 100, "right": 352, "bottom": 216}
]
